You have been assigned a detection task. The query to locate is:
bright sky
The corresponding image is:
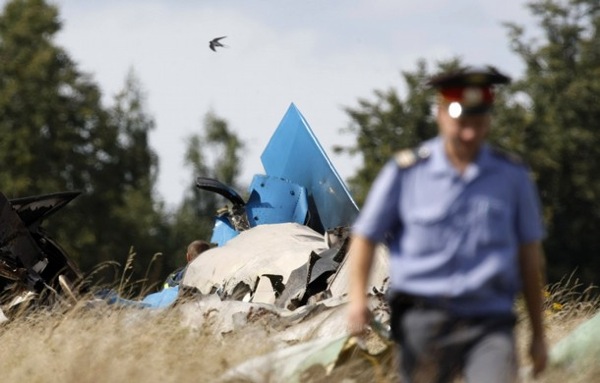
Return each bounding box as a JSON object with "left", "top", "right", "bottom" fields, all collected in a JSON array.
[{"left": 48, "top": 0, "right": 538, "bottom": 207}]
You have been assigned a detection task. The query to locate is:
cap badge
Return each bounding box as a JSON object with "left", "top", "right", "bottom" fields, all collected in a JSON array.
[
  {"left": 462, "top": 87, "right": 483, "bottom": 106},
  {"left": 466, "top": 73, "right": 488, "bottom": 84}
]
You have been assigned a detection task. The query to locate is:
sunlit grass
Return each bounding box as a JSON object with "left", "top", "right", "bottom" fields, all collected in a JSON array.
[
  {"left": 0, "top": 275, "right": 598, "bottom": 383},
  {"left": 0, "top": 301, "right": 278, "bottom": 383},
  {"left": 516, "top": 274, "right": 600, "bottom": 383}
]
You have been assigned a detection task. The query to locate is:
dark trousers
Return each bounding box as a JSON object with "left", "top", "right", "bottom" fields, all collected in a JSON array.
[{"left": 391, "top": 302, "right": 517, "bottom": 383}]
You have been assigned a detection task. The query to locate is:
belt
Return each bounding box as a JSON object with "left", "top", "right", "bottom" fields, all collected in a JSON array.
[
  {"left": 387, "top": 291, "right": 517, "bottom": 325},
  {"left": 387, "top": 292, "right": 447, "bottom": 310}
]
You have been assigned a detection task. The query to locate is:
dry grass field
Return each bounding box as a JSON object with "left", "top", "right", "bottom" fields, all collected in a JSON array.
[{"left": 0, "top": 278, "right": 598, "bottom": 383}]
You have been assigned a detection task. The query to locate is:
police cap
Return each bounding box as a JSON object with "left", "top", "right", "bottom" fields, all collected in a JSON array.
[{"left": 428, "top": 65, "right": 511, "bottom": 118}]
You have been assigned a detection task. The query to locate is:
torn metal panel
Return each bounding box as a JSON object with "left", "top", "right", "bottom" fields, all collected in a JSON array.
[
  {"left": 252, "top": 275, "right": 278, "bottom": 304},
  {"left": 179, "top": 291, "right": 387, "bottom": 346},
  {"left": 218, "top": 334, "right": 352, "bottom": 383},
  {"left": 260, "top": 103, "right": 359, "bottom": 232},
  {"left": 251, "top": 273, "right": 286, "bottom": 304},
  {"left": 182, "top": 223, "right": 328, "bottom": 301},
  {"left": 210, "top": 216, "right": 240, "bottom": 247},
  {"left": 327, "top": 243, "right": 390, "bottom": 298},
  {"left": 309, "top": 240, "right": 348, "bottom": 285},
  {"left": 261, "top": 274, "right": 285, "bottom": 297},
  {"left": 245, "top": 174, "right": 309, "bottom": 227},
  {"left": 178, "top": 294, "right": 284, "bottom": 335},
  {"left": 195, "top": 177, "right": 246, "bottom": 209},
  {"left": 216, "top": 295, "right": 392, "bottom": 383},
  {"left": 0, "top": 307, "right": 7, "bottom": 324},
  {"left": 550, "top": 310, "right": 600, "bottom": 368},
  {"left": 0, "top": 191, "right": 82, "bottom": 309},
  {"left": 197, "top": 104, "right": 359, "bottom": 248},
  {"left": 0, "top": 193, "right": 46, "bottom": 273},
  {"left": 274, "top": 251, "right": 320, "bottom": 310},
  {"left": 274, "top": 294, "right": 389, "bottom": 344},
  {"left": 274, "top": 296, "right": 350, "bottom": 343},
  {"left": 275, "top": 234, "right": 348, "bottom": 310},
  {"left": 8, "top": 191, "right": 80, "bottom": 228},
  {"left": 197, "top": 174, "right": 310, "bottom": 247},
  {"left": 218, "top": 334, "right": 394, "bottom": 383},
  {"left": 9, "top": 191, "right": 82, "bottom": 287}
]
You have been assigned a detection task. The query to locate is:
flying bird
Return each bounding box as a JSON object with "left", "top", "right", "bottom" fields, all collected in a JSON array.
[{"left": 209, "top": 36, "right": 228, "bottom": 52}]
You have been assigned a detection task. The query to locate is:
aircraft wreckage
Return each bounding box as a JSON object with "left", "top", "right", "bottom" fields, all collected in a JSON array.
[
  {"left": 177, "top": 104, "right": 393, "bottom": 381},
  {"left": 144, "top": 104, "right": 394, "bottom": 381},
  {"left": 0, "top": 103, "right": 394, "bottom": 380}
]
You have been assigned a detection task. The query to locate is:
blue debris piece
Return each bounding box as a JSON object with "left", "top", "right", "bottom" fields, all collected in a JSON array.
[
  {"left": 260, "top": 103, "right": 358, "bottom": 231},
  {"left": 209, "top": 175, "right": 309, "bottom": 247},
  {"left": 93, "top": 289, "right": 151, "bottom": 309},
  {"left": 246, "top": 174, "right": 309, "bottom": 227},
  {"left": 210, "top": 216, "right": 240, "bottom": 247},
  {"left": 207, "top": 103, "right": 358, "bottom": 246},
  {"left": 550, "top": 310, "right": 600, "bottom": 367},
  {"left": 141, "top": 285, "right": 180, "bottom": 309},
  {"left": 93, "top": 286, "right": 179, "bottom": 309}
]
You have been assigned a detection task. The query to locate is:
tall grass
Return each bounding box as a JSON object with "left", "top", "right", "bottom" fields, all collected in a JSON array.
[
  {"left": 0, "top": 275, "right": 598, "bottom": 383},
  {"left": 0, "top": 302, "right": 280, "bottom": 383},
  {"left": 519, "top": 275, "right": 600, "bottom": 383}
]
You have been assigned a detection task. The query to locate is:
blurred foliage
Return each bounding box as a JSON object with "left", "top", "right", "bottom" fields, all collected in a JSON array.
[
  {"left": 500, "top": 0, "right": 600, "bottom": 286},
  {"left": 337, "top": 59, "right": 459, "bottom": 204},
  {"left": 0, "top": 0, "right": 245, "bottom": 292},
  {"left": 340, "top": 0, "right": 600, "bottom": 286},
  {"left": 0, "top": 0, "right": 166, "bottom": 288},
  {"left": 163, "top": 111, "right": 245, "bottom": 278}
]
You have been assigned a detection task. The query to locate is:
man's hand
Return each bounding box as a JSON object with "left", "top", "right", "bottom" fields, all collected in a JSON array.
[
  {"left": 530, "top": 334, "right": 548, "bottom": 378},
  {"left": 347, "top": 299, "right": 372, "bottom": 336},
  {"left": 519, "top": 242, "right": 548, "bottom": 378},
  {"left": 347, "top": 235, "right": 377, "bottom": 336}
]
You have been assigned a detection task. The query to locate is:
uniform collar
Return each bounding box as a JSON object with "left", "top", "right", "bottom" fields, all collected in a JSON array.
[
  {"left": 477, "top": 144, "right": 495, "bottom": 170},
  {"left": 428, "top": 136, "right": 494, "bottom": 181},
  {"left": 429, "top": 136, "right": 455, "bottom": 176}
]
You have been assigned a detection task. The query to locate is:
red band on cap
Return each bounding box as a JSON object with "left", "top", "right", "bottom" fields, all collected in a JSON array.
[{"left": 440, "top": 86, "right": 494, "bottom": 105}]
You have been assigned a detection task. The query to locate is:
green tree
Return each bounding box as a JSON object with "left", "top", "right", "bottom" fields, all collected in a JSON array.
[
  {"left": 106, "top": 69, "right": 167, "bottom": 288},
  {"left": 0, "top": 0, "right": 116, "bottom": 271},
  {"left": 0, "top": 0, "right": 168, "bottom": 291},
  {"left": 497, "top": 0, "right": 600, "bottom": 284},
  {"left": 341, "top": 0, "right": 600, "bottom": 285},
  {"left": 164, "top": 111, "right": 245, "bottom": 276},
  {"left": 0, "top": 0, "right": 107, "bottom": 197},
  {"left": 338, "top": 60, "right": 461, "bottom": 205}
]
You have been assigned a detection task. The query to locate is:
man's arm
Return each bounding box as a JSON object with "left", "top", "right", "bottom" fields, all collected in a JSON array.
[
  {"left": 347, "top": 234, "right": 377, "bottom": 335},
  {"left": 518, "top": 241, "right": 548, "bottom": 377}
]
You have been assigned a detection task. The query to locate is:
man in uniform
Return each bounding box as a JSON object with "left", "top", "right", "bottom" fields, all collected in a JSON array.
[{"left": 347, "top": 65, "right": 547, "bottom": 382}]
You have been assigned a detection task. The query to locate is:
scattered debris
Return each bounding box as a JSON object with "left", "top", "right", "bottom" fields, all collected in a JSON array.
[
  {"left": 0, "top": 191, "right": 83, "bottom": 314},
  {"left": 550, "top": 310, "right": 600, "bottom": 368},
  {"left": 0, "top": 103, "right": 393, "bottom": 380},
  {"left": 176, "top": 103, "right": 392, "bottom": 380}
]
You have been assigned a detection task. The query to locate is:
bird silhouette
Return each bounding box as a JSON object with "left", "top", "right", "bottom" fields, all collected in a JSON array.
[{"left": 209, "top": 36, "right": 228, "bottom": 52}]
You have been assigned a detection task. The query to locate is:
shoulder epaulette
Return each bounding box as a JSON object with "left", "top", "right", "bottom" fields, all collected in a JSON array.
[
  {"left": 490, "top": 147, "right": 524, "bottom": 166},
  {"left": 394, "top": 146, "right": 431, "bottom": 169}
]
